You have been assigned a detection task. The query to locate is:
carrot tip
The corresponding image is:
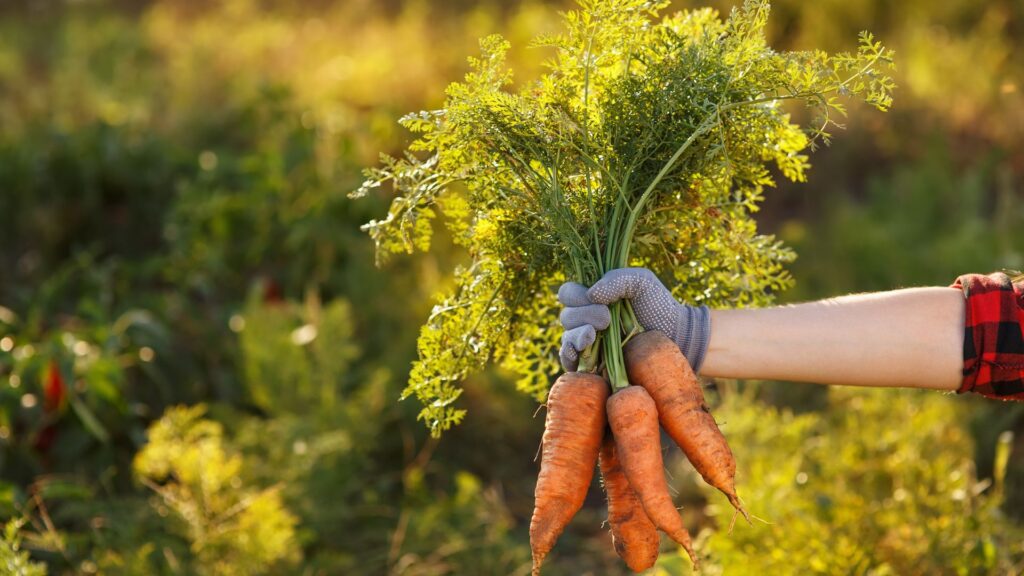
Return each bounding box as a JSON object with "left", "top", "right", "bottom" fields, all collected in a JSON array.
[
  {"left": 686, "top": 549, "right": 700, "bottom": 571},
  {"left": 666, "top": 529, "right": 698, "bottom": 568},
  {"left": 531, "top": 553, "right": 544, "bottom": 576},
  {"left": 727, "top": 494, "right": 752, "bottom": 526}
]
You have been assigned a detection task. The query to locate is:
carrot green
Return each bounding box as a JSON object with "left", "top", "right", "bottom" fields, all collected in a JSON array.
[{"left": 352, "top": 0, "right": 895, "bottom": 436}]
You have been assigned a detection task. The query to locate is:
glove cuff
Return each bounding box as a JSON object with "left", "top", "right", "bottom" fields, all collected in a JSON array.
[{"left": 673, "top": 305, "right": 711, "bottom": 373}]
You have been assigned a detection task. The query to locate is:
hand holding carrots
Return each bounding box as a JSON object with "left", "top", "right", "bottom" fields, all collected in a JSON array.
[
  {"left": 559, "top": 268, "right": 712, "bottom": 372},
  {"left": 534, "top": 272, "right": 744, "bottom": 574}
]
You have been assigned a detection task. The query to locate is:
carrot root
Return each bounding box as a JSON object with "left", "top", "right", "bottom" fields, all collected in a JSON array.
[
  {"left": 624, "top": 330, "right": 747, "bottom": 522},
  {"left": 529, "top": 372, "right": 610, "bottom": 575},
  {"left": 607, "top": 386, "right": 698, "bottom": 568},
  {"left": 599, "top": 432, "right": 660, "bottom": 573}
]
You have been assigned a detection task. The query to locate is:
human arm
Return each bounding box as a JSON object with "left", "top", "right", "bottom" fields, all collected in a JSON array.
[
  {"left": 563, "top": 271, "right": 963, "bottom": 390},
  {"left": 560, "top": 268, "right": 1024, "bottom": 398},
  {"left": 700, "top": 288, "right": 963, "bottom": 391}
]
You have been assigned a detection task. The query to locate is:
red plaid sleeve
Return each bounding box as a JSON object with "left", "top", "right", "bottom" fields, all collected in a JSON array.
[{"left": 951, "top": 272, "right": 1024, "bottom": 400}]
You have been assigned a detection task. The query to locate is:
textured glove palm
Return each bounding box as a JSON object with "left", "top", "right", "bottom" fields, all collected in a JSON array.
[{"left": 558, "top": 268, "right": 710, "bottom": 373}]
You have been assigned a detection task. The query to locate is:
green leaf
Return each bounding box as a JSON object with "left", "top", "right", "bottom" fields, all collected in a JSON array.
[{"left": 69, "top": 395, "right": 111, "bottom": 443}]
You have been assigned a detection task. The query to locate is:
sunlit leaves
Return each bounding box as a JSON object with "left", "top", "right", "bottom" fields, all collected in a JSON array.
[
  {"left": 407, "top": 259, "right": 510, "bottom": 436},
  {"left": 497, "top": 283, "right": 563, "bottom": 402},
  {"left": 353, "top": 153, "right": 443, "bottom": 265},
  {"left": 134, "top": 405, "right": 301, "bottom": 575},
  {"left": 690, "top": 389, "right": 1024, "bottom": 573},
  {"left": 0, "top": 520, "right": 47, "bottom": 576}
]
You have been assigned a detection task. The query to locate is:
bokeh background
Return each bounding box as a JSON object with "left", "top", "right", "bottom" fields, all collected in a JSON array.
[{"left": 1, "top": 0, "right": 1023, "bottom": 574}]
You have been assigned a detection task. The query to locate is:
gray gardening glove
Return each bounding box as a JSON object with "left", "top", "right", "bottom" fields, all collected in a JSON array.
[{"left": 558, "top": 268, "right": 711, "bottom": 373}]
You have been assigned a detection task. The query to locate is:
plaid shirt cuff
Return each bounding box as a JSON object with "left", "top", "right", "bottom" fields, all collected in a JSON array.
[{"left": 951, "top": 272, "right": 1024, "bottom": 400}]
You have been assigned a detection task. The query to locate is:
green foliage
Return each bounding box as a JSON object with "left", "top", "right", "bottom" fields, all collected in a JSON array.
[
  {"left": 231, "top": 296, "right": 395, "bottom": 571},
  {"left": 0, "top": 0, "right": 424, "bottom": 491},
  {"left": 784, "top": 143, "right": 1023, "bottom": 297},
  {"left": 0, "top": 520, "right": 48, "bottom": 576},
  {"left": 133, "top": 405, "right": 301, "bottom": 575},
  {"left": 0, "top": 284, "right": 178, "bottom": 487},
  {"left": 238, "top": 291, "right": 358, "bottom": 414},
  {"left": 163, "top": 88, "right": 370, "bottom": 299},
  {"left": 230, "top": 296, "right": 532, "bottom": 574},
  {"left": 653, "top": 387, "right": 1024, "bottom": 574},
  {"left": 391, "top": 470, "right": 530, "bottom": 575},
  {"left": 357, "top": 0, "right": 896, "bottom": 434}
]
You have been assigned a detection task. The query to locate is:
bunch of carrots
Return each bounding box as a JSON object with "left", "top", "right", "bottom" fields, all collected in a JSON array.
[
  {"left": 531, "top": 330, "right": 745, "bottom": 573},
  {"left": 354, "top": 0, "right": 894, "bottom": 570}
]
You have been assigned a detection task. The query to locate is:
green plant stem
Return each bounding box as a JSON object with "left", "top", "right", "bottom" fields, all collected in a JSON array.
[
  {"left": 618, "top": 115, "right": 718, "bottom": 265},
  {"left": 621, "top": 302, "right": 639, "bottom": 337},
  {"left": 603, "top": 303, "right": 629, "bottom": 391},
  {"left": 577, "top": 332, "right": 601, "bottom": 373}
]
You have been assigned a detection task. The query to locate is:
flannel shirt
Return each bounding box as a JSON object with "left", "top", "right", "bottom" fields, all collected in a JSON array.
[{"left": 951, "top": 272, "right": 1024, "bottom": 400}]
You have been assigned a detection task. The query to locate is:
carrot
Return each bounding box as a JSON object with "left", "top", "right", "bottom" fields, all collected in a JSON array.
[
  {"left": 624, "top": 330, "right": 749, "bottom": 523},
  {"left": 607, "top": 386, "right": 698, "bottom": 567},
  {"left": 599, "top": 431, "right": 660, "bottom": 573},
  {"left": 530, "top": 372, "right": 610, "bottom": 575}
]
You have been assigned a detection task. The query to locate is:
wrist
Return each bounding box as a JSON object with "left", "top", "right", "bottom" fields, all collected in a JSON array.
[{"left": 673, "top": 304, "right": 711, "bottom": 372}]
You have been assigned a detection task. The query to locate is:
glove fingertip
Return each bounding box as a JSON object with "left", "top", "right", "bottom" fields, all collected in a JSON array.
[
  {"left": 577, "top": 324, "right": 596, "bottom": 350},
  {"left": 559, "top": 344, "right": 579, "bottom": 372}
]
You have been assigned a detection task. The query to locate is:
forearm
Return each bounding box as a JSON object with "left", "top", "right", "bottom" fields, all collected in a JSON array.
[{"left": 700, "top": 287, "right": 965, "bottom": 391}]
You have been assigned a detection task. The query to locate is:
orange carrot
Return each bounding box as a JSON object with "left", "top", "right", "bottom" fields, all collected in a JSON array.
[
  {"left": 607, "top": 386, "right": 698, "bottom": 567},
  {"left": 599, "top": 432, "right": 660, "bottom": 573},
  {"left": 624, "top": 330, "right": 749, "bottom": 522},
  {"left": 530, "top": 372, "right": 610, "bottom": 575}
]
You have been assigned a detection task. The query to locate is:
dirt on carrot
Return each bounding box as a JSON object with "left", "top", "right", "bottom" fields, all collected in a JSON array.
[
  {"left": 530, "top": 372, "right": 610, "bottom": 575},
  {"left": 607, "top": 385, "right": 698, "bottom": 567},
  {"left": 599, "top": 431, "right": 660, "bottom": 573},
  {"left": 624, "top": 330, "right": 749, "bottom": 523}
]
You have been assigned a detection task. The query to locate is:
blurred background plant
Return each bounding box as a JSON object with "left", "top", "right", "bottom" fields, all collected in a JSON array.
[{"left": 0, "top": 0, "right": 1021, "bottom": 574}]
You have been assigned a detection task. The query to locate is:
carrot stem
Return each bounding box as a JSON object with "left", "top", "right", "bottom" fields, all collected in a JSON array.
[
  {"left": 577, "top": 333, "right": 602, "bottom": 374},
  {"left": 604, "top": 304, "right": 629, "bottom": 391}
]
